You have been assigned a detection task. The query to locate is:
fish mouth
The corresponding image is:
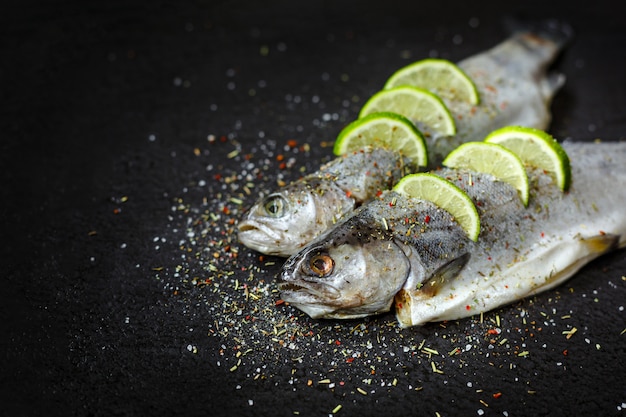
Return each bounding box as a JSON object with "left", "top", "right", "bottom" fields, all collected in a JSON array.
[
  {"left": 237, "top": 220, "right": 281, "bottom": 239},
  {"left": 237, "top": 220, "right": 287, "bottom": 255},
  {"left": 277, "top": 280, "right": 340, "bottom": 301}
]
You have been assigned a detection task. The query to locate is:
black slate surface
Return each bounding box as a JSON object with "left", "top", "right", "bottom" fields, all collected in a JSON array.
[{"left": 2, "top": 1, "right": 625, "bottom": 416}]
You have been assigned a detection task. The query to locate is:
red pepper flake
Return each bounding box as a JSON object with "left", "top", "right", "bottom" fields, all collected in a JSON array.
[
  {"left": 275, "top": 299, "right": 285, "bottom": 306},
  {"left": 335, "top": 340, "right": 341, "bottom": 346},
  {"left": 376, "top": 190, "right": 383, "bottom": 197},
  {"left": 465, "top": 305, "right": 471, "bottom": 311},
  {"left": 220, "top": 135, "right": 227, "bottom": 142},
  {"left": 487, "top": 256, "right": 492, "bottom": 261},
  {"left": 562, "top": 349, "right": 568, "bottom": 356},
  {"left": 599, "top": 230, "right": 606, "bottom": 235},
  {"left": 397, "top": 302, "right": 403, "bottom": 309},
  {"left": 487, "top": 329, "right": 499, "bottom": 335},
  {"left": 279, "top": 162, "right": 287, "bottom": 170},
  {"left": 346, "top": 190, "right": 352, "bottom": 198},
  {"left": 287, "top": 139, "right": 298, "bottom": 148},
  {"left": 346, "top": 357, "right": 355, "bottom": 363},
  {"left": 276, "top": 154, "right": 284, "bottom": 161},
  {"left": 113, "top": 208, "right": 121, "bottom": 214},
  {"left": 222, "top": 206, "right": 230, "bottom": 215},
  {"left": 424, "top": 215, "right": 431, "bottom": 224},
  {"left": 214, "top": 173, "right": 222, "bottom": 181},
  {"left": 541, "top": 232, "right": 545, "bottom": 238},
  {"left": 493, "top": 392, "right": 502, "bottom": 399}
]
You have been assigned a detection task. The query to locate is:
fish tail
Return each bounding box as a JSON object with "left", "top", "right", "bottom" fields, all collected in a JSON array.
[
  {"left": 541, "top": 72, "right": 566, "bottom": 104},
  {"left": 503, "top": 17, "right": 574, "bottom": 52}
]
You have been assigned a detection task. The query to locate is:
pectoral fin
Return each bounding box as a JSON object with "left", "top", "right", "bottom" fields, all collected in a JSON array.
[
  {"left": 419, "top": 253, "right": 470, "bottom": 297},
  {"left": 581, "top": 233, "right": 620, "bottom": 253}
]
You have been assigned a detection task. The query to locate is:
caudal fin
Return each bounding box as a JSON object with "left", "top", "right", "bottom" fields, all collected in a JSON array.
[
  {"left": 541, "top": 72, "right": 566, "bottom": 103},
  {"left": 503, "top": 17, "right": 574, "bottom": 53}
]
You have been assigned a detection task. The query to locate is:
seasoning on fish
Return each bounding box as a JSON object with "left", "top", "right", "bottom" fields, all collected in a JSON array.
[
  {"left": 237, "top": 147, "right": 409, "bottom": 257},
  {"left": 239, "top": 23, "right": 570, "bottom": 257},
  {"left": 378, "top": 24, "right": 571, "bottom": 164},
  {"left": 278, "top": 141, "right": 626, "bottom": 327}
]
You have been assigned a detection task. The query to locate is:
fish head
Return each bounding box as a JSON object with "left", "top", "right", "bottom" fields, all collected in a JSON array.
[
  {"left": 277, "top": 215, "right": 411, "bottom": 319},
  {"left": 237, "top": 180, "right": 354, "bottom": 257}
]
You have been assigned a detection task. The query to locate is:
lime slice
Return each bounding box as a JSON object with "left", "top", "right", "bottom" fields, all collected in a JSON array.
[
  {"left": 443, "top": 142, "right": 530, "bottom": 206},
  {"left": 333, "top": 112, "right": 428, "bottom": 168},
  {"left": 384, "top": 58, "right": 480, "bottom": 105},
  {"left": 484, "top": 126, "right": 571, "bottom": 191},
  {"left": 359, "top": 86, "right": 456, "bottom": 137},
  {"left": 393, "top": 173, "right": 480, "bottom": 241}
]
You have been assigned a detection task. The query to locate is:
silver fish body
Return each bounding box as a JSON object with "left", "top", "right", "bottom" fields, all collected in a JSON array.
[
  {"left": 239, "top": 24, "right": 569, "bottom": 256},
  {"left": 278, "top": 141, "right": 626, "bottom": 326},
  {"left": 427, "top": 27, "right": 569, "bottom": 163},
  {"left": 237, "top": 147, "right": 409, "bottom": 256}
]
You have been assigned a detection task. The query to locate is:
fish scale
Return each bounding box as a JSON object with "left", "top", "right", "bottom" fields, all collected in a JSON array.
[{"left": 279, "top": 141, "right": 626, "bottom": 327}]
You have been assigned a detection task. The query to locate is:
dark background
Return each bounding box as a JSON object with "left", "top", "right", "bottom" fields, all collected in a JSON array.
[{"left": 2, "top": 1, "right": 625, "bottom": 416}]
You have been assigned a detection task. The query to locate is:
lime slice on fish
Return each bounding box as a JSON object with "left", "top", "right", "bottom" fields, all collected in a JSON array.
[
  {"left": 393, "top": 173, "right": 480, "bottom": 241},
  {"left": 359, "top": 86, "right": 456, "bottom": 137},
  {"left": 484, "top": 126, "right": 571, "bottom": 191},
  {"left": 333, "top": 112, "right": 428, "bottom": 168},
  {"left": 443, "top": 142, "right": 530, "bottom": 206},
  {"left": 384, "top": 58, "right": 480, "bottom": 105}
]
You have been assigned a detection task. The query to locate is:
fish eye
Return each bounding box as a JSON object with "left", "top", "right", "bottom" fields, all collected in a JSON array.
[
  {"left": 306, "top": 253, "right": 334, "bottom": 277},
  {"left": 263, "top": 195, "right": 287, "bottom": 217}
]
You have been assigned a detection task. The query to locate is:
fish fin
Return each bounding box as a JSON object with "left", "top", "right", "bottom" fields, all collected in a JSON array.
[
  {"left": 581, "top": 233, "right": 620, "bottom": 253},
  {"left": 503, "top": 17, "right": 574, "bottom": 50},
  {"left": 541, "top": 72, "right": 566, "bottom": 101},
  {"left": 528, "top": 233, "right": 621, "bottom": 296},
  {"left": 419, "top": 253, "right": 470, "bottom": 297}
]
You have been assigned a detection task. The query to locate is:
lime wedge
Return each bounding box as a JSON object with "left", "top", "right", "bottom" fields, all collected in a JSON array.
[
  {"left": 384, "top": 58, "right": 480, "bottom": 105},
  {"left": 394, "top": 173, "right": 480, "bottom": 241},
  {"left": 484, "top": 126, "right": 571, "bottom": 191},
  {"left": 333, "top": 112, "right": 428, "bottom": 168},
  {"left": 443, "top": 142, "right": 530, "bottom": 206},
  {"left": 359, "top": 86, "right": 456, "bottom": 137}
]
